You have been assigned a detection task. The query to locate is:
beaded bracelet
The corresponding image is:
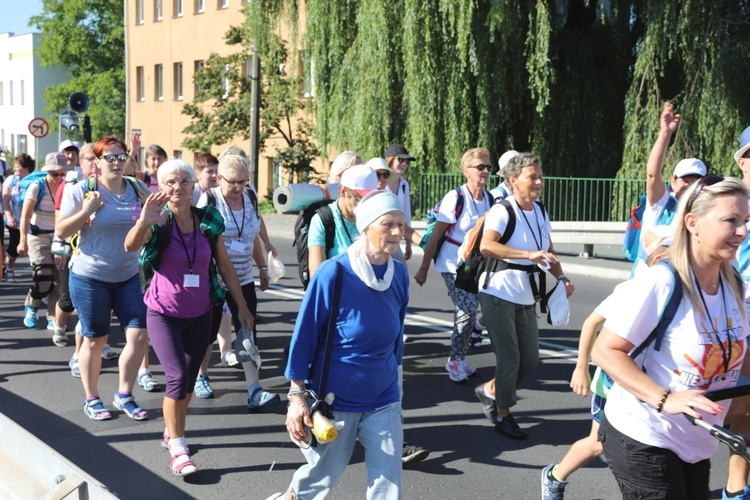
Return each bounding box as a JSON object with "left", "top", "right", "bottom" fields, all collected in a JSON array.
[{"left": 656, "top": 389, "right": 671, "bottom": 413}]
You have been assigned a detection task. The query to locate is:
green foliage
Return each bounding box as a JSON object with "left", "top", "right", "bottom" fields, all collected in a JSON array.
[
  {"left": 30, "top": 0, "right": 125, "bottom": 139},
  {"left": 182, "top": 1, "right": 319, "bottom": 182}
]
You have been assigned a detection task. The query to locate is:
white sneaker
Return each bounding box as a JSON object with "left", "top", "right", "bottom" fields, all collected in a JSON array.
[
  {"left": 445, "top": 359, "right": 468, "bottom": 383},
  {"left": 459, "top": 359, "right": 477, "bottom": 378}
]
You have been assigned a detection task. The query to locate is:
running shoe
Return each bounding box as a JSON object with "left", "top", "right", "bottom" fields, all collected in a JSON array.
[
  {"left": 402, "top": 443, "right": 429, "bottom": 464},
  {"left": 541, "top": 464, "right": 567, "bottom": 500},
  {"left": 194, "top": 374, "right": 214, "bottom": 399},
  {"left": 445, "top": 359, "right": 468, "bottom": 383},
  {"left": 23, "top": 307, "right": 38, "bottom": 328},
  {"left": 495, "top": 413, "right": 527, "bottom": 440},
  {"left": 460, "top": 359, "right": 477, "bottom": 378},
  {"left": 4, "top": 267, "right": 14, "bottom": 283}
]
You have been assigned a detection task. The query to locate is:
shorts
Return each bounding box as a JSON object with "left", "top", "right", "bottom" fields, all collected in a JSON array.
[
  {"left": 70, "top": 272, "right": 147, "bottom": 337},
  {"left": 591, "top": 394, "right": 607, "bottom": 424}
]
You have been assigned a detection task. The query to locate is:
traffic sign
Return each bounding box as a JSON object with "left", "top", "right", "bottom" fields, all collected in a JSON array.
[{"left": 28, "top": 117, "right": 50, "bottom": 139}]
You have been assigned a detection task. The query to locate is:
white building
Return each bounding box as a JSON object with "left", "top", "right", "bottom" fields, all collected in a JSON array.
[{"left": 0, "top": 31, "right": 69, "bottom": 166}]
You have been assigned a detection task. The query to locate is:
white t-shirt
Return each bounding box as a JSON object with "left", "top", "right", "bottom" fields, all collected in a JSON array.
[
  {"left": 489, "top": 182, "right": 511, "bottom": 201},
  {"left": 478, "top": 198, "right": 551, "bottom": 305},
  {"left": 633, "top": 190, "right": 677, "bottom": 276},
  {"left": 387, "top": 177, "right": 412, "bottom": 227},
  {"left": 26, "top": 180, "right": 56, "bottom": 231},
  {"left": 603, "top": 264, "right": 747, "bottom": 463},
  {"left": 434, "top": 185, "right": 493, "bottom": 274}
]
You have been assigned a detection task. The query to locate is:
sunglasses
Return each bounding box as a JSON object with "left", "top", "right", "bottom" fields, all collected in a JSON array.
[
  {"left": 100, "top": 153, "right": 129, "bottom": 163},
  {"left": 686, "top": 174, "right": 723, "bottom": 213},
  {"left": 47, "top": 172, "right": 66, "bottom": 178},
  {"left": 469, "top": 164, "right": 492, "bottom": 172},
  {"left": 377, "top": 171, "right": 391, "bottom": 179}
]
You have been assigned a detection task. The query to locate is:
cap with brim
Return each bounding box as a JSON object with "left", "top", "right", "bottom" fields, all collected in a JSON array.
[
  {"left": 497, "top": 150, "right": 519, "bottom": 176},
  {"left": 42, "top": 152, "right": 69, "bottom": 172},
  {"left": 643, "top": 224, "right": 674, "bottom": 258},
  {"left": 340, "top": 164, "right": 378, "bottom": 197},
  {"left": 384, "top": 144, "right": 416, "bottom": 162},
  {"left": 366, "top": 157, "right": 394, "bottom": 173},
  {"left": 59, "top": 139, "right": 81, "bottom": 152},
  {"left": 672, "top": 158, "right": 706, "bottom": 179},
  {"left": 734, "top": 126, "right": 750, "bottom": 161}
]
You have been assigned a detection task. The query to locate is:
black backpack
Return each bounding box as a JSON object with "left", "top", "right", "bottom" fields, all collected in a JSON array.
[
  {"left": 293, "top": 200, "right": 336, "bottom": 290},
  {"left": 455, "top": 198, "right": 547, "bottom": 294}
]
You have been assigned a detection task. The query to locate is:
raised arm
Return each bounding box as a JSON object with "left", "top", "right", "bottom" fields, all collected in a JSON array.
[{"left": 646, "top": 102, "right": 681, "bottom": 206}]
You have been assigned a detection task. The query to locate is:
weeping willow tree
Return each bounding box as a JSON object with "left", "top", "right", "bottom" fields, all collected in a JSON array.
[
  {"left": 192, "top": 0, "right": 750, "bottom": 184},
  {"left": 618, "top": 1, "right": 750, "bottom": 179}
]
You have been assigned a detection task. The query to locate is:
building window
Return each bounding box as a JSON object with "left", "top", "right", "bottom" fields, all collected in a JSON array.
[
  {"left": 0, "top": 82, "right": 3, "bottom": 105},
  {"left": 194, "top": 60, "right": 204, "bottom": 95},
  {"left": 195, "top": 0, "right": 205, "bottom": 13},
  {"left": 136, "top": 0, "right": 144, "bottom": 24},
  {"left": 17, "top": 135, "right": 27, "bottom": 154},
  {"left": 174, "top": 0, "right": 183, "bottom": 17},
  {"left": 136, "top": 67, "right": 145, "bottom": 101},
  {"left": 222, "top": 63, "right": 230, "bottom": 99},
  {"left": 20, "top": 80, "right": 24, "bottom": 105},
  {"left": 155, "top": 64, "right": 163, "bottom": 101},
  {"left": 154, "top": 0, "right": 163, "bottom": 20},
  {"left": 173, "top": 62, "right": 183, "bottom": 100},
  {"left": 9, "top": 81, "right": 13, "bottom": 105},
  {"left": 217, "top": 0, "right": 228, "bottom": 8}
]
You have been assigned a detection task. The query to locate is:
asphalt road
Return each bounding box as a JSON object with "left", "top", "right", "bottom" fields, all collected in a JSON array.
[{"left": 0, "top": 236, "right": 736, "bottom": 499}]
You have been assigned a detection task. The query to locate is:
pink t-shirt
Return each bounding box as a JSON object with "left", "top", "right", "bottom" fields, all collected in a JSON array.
[{"left": 144, "top": 222, "right": 213, "bottom": 318}]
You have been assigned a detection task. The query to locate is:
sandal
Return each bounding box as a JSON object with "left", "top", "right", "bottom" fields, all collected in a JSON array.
[
  {"left": 137, "top": 370, "right": 161, "bottom": 392},
  {"left": 161, "top": 428, "right": 190, "bottom": 454},
  {"left": 170, "top": 451, "right": 198, "bottom": 476},
  {"left": 113, "top": 394, "right": 148, "bottom": 421},
  {"left": 83, "top": 398, "right": 112, "bottom": 421},
  {"left": 470, "top": 332, "right": 484, "bottom": 348}
]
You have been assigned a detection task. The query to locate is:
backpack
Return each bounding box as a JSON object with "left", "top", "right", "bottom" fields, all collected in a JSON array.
[
  {"left": 204, "top": 186, "right": 260, "bottom": 220},
  {"left": 17, "top": 171, "right": 48, "bottom": 212},
  {"left": 293, "top": 200, "right": 336, "bottom": 290},
  {"left": 622, "top": 191, "right": 678, "bottom": 262},
  {"left": 455, "top": 198, "right": 547, "bottom": 294}
]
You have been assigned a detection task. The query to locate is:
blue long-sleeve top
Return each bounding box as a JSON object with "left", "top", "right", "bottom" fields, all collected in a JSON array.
[{"left": 285, "top": 253, "right": 408, "bottom": 412}]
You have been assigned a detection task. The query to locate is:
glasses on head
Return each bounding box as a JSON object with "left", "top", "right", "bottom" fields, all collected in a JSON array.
[
  {"left": 162, "top": 178, "right": 193, "bottom": 189},
  {"left": 469, "top": 164, "right": 492, "bottom": 172},
  {"left": 376, "top": 171, "right": 391, "bottom": 179},
  {"left": 100, "top": 153, "right": 129, "bottom": 163},
  {"left": 223, "top": 179, "right": 248, "bottom": 188},
  {"left": 48, "top": 172, "right": 66, "bottom": 178},
  {"left": 686, "top": 174, "right": 723, "bottom": 213}
]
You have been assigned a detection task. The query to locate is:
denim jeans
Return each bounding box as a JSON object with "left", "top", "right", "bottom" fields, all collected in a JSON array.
[
  {"left": 69, "top": 272, "right": 146, "bottom": 337},
  {"left": 291, "top": 401, "right": 403, "bottom": 500}
]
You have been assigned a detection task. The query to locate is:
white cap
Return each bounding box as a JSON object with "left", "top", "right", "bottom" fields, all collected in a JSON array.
[
  {"left": 59, "top": 139, "right": 82, "bottom": 152},
  {"left": 734, "top": 126, "right": 750, "bottom": 161},
  {"left": 355, "top": 191, "right": 404, "bottom": 233},
  {"left": 340, "top": 164, "right": 378, "bottom": 197},
  {"left": 672, "top": 158, "right": 706, "bottom": 179},
  {"left": 497, "top": 150, "right": 519, "bottom": 176},
  {"left": 365, "top": 157, "right": 394, "bottom": 172}
]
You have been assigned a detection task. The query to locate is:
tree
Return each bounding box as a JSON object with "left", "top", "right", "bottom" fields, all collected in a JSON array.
[
  {"left": 30, "top": 0, "right": 125, "bottom": 141},
  {"left": 182, "top": 3, "right": 320, "bottom": 182}
]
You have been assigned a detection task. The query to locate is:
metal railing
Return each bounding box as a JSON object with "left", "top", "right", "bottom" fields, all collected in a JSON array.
[{"left": 414, "top": 174, "right": 646, "bottom": 222}]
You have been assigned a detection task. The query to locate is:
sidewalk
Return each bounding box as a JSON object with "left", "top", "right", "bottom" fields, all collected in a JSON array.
[{"left": 261, "top": 213, "right": 632, "bottom": 282}]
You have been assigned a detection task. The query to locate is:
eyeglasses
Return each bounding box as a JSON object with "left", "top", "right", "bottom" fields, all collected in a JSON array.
[
  {"left": 686, "top": 174, "right": 723, "bottom": 213},
  {"left": 223, "top": 179, "right": 248, "bottom": 188},
  {"left": 377, "top": 171, "right": 391, "bottom": 179},
  {"left": 162, "top": 178, "right": 193, "bottom": 189},
  {"left": 48, "top": 172, "right": 66, "bottom": 178},
  {"left": 469, "top": 164, "right": 492, "bottom": 172},
  {"left": 100, "top": 153, "right": 129, "bottom": 163}
]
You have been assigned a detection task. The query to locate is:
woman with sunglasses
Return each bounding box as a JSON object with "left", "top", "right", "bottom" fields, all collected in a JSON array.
[
  {"left": 414, "top": 148, "right": 495, "bottom": 383},
  {"left": 592, "top": 175, "right": 750, "bottom": 498},
  {"left": 57, "top": 136, "right": 151, "bottom": 422},
  {"left": 17, "top": 153, "right": 69, "bottom": 336}
]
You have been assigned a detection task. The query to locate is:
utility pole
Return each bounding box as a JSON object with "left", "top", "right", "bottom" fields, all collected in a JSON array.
[{"left": 248, "top": 47, "right": 261, "bottom": 190}]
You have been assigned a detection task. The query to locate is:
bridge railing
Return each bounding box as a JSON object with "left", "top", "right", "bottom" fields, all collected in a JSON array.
[{"left": 414, "top": 174, "right": 645, "bottom": 222}]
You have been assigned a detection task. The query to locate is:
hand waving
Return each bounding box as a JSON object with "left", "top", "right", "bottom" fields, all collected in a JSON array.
[{"left": 139, "top": 193, "right": 170, "bottom": 226}]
